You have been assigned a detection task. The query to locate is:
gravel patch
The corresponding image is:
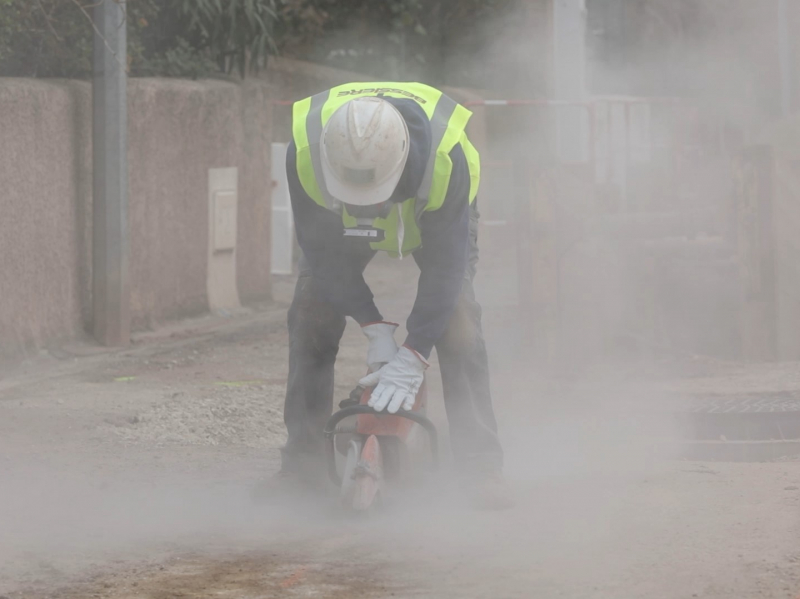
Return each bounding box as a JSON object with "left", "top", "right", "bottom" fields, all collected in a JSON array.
[{"left": 102, "top": 384, "right": 286, "bottom": 449}]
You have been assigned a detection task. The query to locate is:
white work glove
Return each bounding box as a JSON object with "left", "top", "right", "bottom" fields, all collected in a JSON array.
[
  {"left": 359, "top": 346, "right": 428, "bottom": 414},
  {"left": 361, "top": 322, "right": 399, "bottom": 372}
]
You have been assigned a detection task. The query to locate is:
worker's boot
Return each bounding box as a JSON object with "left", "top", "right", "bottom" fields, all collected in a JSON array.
[{"left": 462, "top": 470, "right": 515, "bottom": 511}]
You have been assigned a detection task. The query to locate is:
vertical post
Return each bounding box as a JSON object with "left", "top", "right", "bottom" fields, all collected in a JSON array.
[
  {"left": 737, "top": 146, "right": 777, "bottom": 361},
  {"left": 92, "top": 0, "right": 130, "bottom": 346},
  {"left": 514, "top": 157, "right": 534, "bottom": 321},
  {"left": 551, "top": 0, "right": 589, "bottom": 164},
  {"left": 778, "top": 0, "right": 792, "bottom": 116}
]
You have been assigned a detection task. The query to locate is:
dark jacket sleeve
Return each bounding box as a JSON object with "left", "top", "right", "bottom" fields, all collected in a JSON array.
[
  {"left": 404, "top": 143, "right": 471, "bottom": 359},
  {"left": 286, "top": 141, "right": 383, "bottom": 324}
]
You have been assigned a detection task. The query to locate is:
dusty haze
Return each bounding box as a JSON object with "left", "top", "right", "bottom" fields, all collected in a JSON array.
[{"left": 3, "top": 2, "right": 800, "bottom": 598}]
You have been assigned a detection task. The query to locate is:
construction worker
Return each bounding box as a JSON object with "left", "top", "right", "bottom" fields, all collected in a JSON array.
[{"left": 278, "top": 82, "right": 511, "bottom": 510}]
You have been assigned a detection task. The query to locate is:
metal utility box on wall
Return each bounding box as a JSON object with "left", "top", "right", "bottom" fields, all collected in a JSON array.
[
  {"left": 207, "top": 167, "right": 241, "bottom": 312},
  {"left": 213, "top": 191, "right": 237, "bottom": 252}
]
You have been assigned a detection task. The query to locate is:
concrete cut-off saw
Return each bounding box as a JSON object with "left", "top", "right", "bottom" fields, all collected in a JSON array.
[{"left": 324, "top": 376, "right": 438, "bottom": 512}]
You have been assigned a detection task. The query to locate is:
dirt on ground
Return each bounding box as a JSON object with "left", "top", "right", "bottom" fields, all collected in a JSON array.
[{"left": 2, "top": 244, "right": 800, "bottom": 598}]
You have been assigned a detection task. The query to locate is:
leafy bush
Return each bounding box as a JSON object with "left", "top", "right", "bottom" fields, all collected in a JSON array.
[
  {"left": 0, "top": 0, "right": 101, "bottom": 77},
  {"left": 134, "top": 37, "right": 218, "bottom": 78},
  {"left": 0, "top": 0, "right": 276, "bottom": 79},
  {"left": 175, "top": 0, "right": 278, "bottom": 75},
  {"left": 276, "top": 0, "right": 515, "bottom": 84},
  {"left": 0, "top": 0, "right": 513, "bottom": 83}
]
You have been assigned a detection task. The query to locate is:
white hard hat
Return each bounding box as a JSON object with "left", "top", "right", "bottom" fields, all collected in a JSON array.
[{"left": 320, "top": 97, "right": 410, "bottom": 206}]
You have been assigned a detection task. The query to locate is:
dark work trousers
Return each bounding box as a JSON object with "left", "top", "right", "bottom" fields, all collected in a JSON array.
[{"left": 282, "top": 206, "right": 504, "bottom": 475}]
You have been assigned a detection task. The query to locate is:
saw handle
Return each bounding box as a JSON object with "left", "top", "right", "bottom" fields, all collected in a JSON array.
[{"left": 323, "top": 406, "right": 439, "bottom": 486}]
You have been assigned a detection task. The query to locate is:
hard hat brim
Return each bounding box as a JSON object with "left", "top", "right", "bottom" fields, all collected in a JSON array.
[{"left": 321, "top": 158, "right": 403, "bottom": 206}]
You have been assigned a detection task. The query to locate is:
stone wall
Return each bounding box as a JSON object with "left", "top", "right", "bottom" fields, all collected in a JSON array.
[{"left": 1, "top": 58, "right": 442, "bottom": 360}]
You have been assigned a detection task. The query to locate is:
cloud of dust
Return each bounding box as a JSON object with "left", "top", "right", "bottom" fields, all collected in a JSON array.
[
  {"left": 401, "top": 0, "right": 795, "bottom": 561},
  {"left": 476, "top": 0, "right": 787, "bottom": 369},
  {"left": 0, "top": 450, "right": 375, "bottom": 595},
  {"left": 3, "top": 3, "right": 795, "bottom": 596}
]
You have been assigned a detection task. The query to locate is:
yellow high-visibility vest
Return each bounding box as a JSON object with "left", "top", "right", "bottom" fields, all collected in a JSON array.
[{"left": 292, "top": 82, "right": 480, "bottom": 257}]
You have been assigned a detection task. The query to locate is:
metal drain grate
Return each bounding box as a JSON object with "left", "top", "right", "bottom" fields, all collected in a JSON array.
[
  {"left": 687, "top": 391, "right": 800, "bottom": 414},
  {"left": 671, "top": 391, "right": 800, "bottom": 461}
]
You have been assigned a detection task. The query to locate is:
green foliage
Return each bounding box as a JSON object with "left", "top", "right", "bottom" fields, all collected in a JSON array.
[
  {"left": 0, "top": 0, "right": 165, "bottom": 78},
  {"left": 0, "top": 0, "right": 94, "bottom": 77},
  {"left": 134, "top": 37, "right": 218, "bottom": 78},
  {"left": 0, "top": 0, "right": 16, "bottom": 63},
  {"left": 0, "top": 0, "right": 278, "bottom": 78},
  {"left": 175, "top": 0, "right": 278, "bottom": 75},
  {"left": 0, "top": 0, "right": 511, "bottom": 82},
  {"left": 276, "top": 0, "right": 514, "bottom": 85}
]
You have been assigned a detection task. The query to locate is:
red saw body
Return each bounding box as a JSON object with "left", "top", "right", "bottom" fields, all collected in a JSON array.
[{"left": 324, "top": 378, "right": 438, "bottom": 512}]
